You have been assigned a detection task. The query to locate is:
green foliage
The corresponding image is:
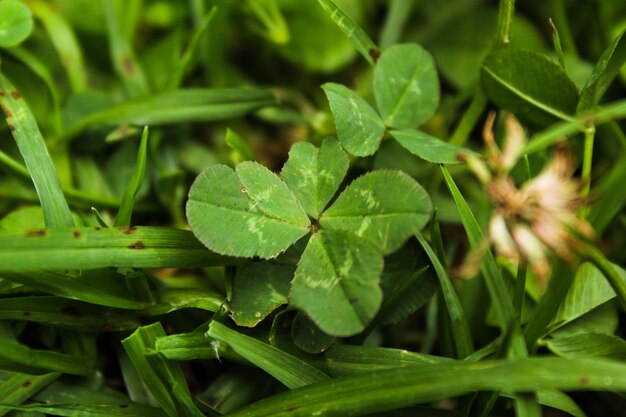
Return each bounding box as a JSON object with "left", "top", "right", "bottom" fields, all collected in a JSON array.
[
  {"left": 1, "top": 1, "right": 626, "bottom": 416},
  {"left": 0, "top": 0, "right": 33, "bottom": 47}
]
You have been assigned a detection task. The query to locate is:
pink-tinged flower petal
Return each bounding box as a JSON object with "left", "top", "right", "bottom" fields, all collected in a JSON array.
[{"left": 490, "top": 214, "right": 519, "bottom": 261}]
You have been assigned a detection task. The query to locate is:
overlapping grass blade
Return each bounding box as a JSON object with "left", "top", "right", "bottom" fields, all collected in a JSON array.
[
  {"left": 122, "top": 323, "right": 205, "bottom": 417},
  {"left": 0, "top": 226, "right": 239, "bottom": 271},
  {"left": 317, "top": 0, "right": 379, "bottom": 65},
  {"left": 208, "top": 321, "right": 330, "bottom": 389},
  {"left": 28, "top": 0, "right": 87, "bottom": 92},
  {"left": 0, "top": 372, "right": 60, "bottom": 417},
  {"left": 415, "top": 232, "right": 473, "bottom": 358},
  {"left": 224, "top": 358, "right": 626, "bottom": 417},
  {"left": 59, "top": 88, "right": 277, "bottom": 142},
  {"left": 0, "top": 74, "right": 73, "bottom": 228},
  {"left": 114, "top": 127, "right": 149, "bottom": 227}
]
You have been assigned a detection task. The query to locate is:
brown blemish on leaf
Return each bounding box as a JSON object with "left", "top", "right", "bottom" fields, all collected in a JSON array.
[
  {"left": 129, "top": 241, "right": 145, "bottom": 249},
  {"left": 23, "top": 311, "right": 31, "bottom": 317},
  {"left": 10, "top": 91, "right": 21, "bottom": 100},
  {"left": 369, "top": 48, "right": 381, "bottom": 63},
  {"left": 8, "top": 124, "right": 16, "bottom": 132},
  {"left": 26, "top": 229, "right": 46, "bottom": 237},
  {"left": 0, "top": 89, "right": 5, "bottom": 96},
  {"left": 579, "top": 376, "right": 589, "bottom": 385},
  {"left": 121, "top": 56, "right": 134, "bottom": 75},
  {"left": 94, "top": 227, "right": 102, "bottom": 231},
  {"left": 22, "top": 380, "right": 32, "bottom": 388},
  {"left": 61, "top": 306, "right": 83, "bottom": 318},
  {"left": 73, "top": 230, "right": 81, "bottom": 238},
  {"left": 121, "top": 226, "right": 137, "bottom": 234},
  {"left": 0, "top": 105, "right": 11, "bottom": 118},
  {"left": 119, "top": 404, "right": 129, "bottom": 409}
]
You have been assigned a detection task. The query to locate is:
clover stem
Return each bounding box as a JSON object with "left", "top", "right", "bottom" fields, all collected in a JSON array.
[
  {"left": 495, "top": 0, "right": 516, "bottom": 47},
  {"left": 580, "top": 125, "right": 595, "bottom": 219}
]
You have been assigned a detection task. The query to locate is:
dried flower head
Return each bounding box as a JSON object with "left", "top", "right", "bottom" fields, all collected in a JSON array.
[{"left": 459, "top": 113, "right": 593, "bottom": 285}]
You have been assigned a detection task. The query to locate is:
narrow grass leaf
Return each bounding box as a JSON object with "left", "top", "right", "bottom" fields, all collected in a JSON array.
[
  {"left": 0, "top": 74, "right": 74, "bottom": 228},
  {"left": 545, "top": 331, "right": 626, "bottom": 360},
  {"left": 322, "top": 83, "right": 385, "bottom": 156},
  {"left": 0, "top": 226, "right": 236, "bottom": 271},
  {"left": 415, "top": 232, "right": 473, "bottom": 358},
  {"left": 481, "top": 48, "right": 578, "bottom": 126},
  {"left": 441, "top": 167, "right": 516, "bottom": 328},
  {"left": 28, "top": 0, "right": 87, "bottom": 92},
  {"left": 168, "top": 8, "right": 217, "bottom": 90},
  {"left": 102, "top": 0, "right": 149, "bottom": 96},
  {"left": 225, "top": 128, "right": 256, "bottom": 162},
  {"left": 390, "top": 129, "right": 468, "bottom": 164},
  {"left": 578, "top": 28, "right": 626, "bottom": 112},
  {"left": 187, "top": 164, "right": 310, "bottom": 259},
  {"left": 281, "top": 137, "right": 349, "bottom": 217},
  {"left": 0, "top": 372, "right": 59, "bottom": 417},
  {"left": 374, "top": 44, "right": 439, "bottom": 129},
  {"left": 114, "top": 127, "right": 149, "bottom": 227},
  {"left": 155, "top": 332, "right": 220, "bottom": 361},
  {"left": 0, "top": 0, "right": 33, "bottom": 47},
  {"left": 208, "top": 321, "right": 330, "bottom": 389},
  {"left": 322, "top": 170, "right": 432, "bottom": 255},
  {"left": 3, "top": 403, "right": 168, "bottom": 417},
  {"left": 60, "top": 89, "right": 276, "bottom": 142},
  {"left": 317, "top": 0, "right": 379, "bottom": 65},
  {"left": 225, "top": 358, "right": 626, "bottom": 417},
  {"left": 290, "top": 231, "right": 383, "bottom": 337},
  {"left": 122, "top": 323, "right": 205, "bottom": 417},
  {"left": 588, "top": 154, "right": 626, "bottom": 233}
]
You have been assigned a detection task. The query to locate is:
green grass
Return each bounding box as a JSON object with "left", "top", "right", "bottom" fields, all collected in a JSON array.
[{"left": 0, "top": 1, "right": 625, "bottom": 416}]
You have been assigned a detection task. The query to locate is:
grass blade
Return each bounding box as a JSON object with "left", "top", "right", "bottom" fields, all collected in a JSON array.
[
  {"left": 59, "top": 88, "right": 276, "bottom": 142},
  {"left": 317, "top": 0, "right": 379, "bottom": 65},
  {"left": 28, "top": 0, "right": 87, "bottom": 92},
  {"left": 208, "top": 321, "right": 330, "bottom": 389},
  {"left": 0, "top": 372, "right": 60, "bottom": 417},
  {"left": 225, "top": 357, "right": 626, "bottom": 417},
  {"left": 122, "top": 323, "right": 205, "bottom": 417},
  {"left": 415, "top": 231, "right": 473, "bottom": 358},
  {"left": 0, "top": 74, "right": 73, "bottom": 228},
  {"left": 114, "top": 127, "right": 149, "bottom": 227},
  {"left": 0, "top": 226, "right": 239, "bottom": 271}
]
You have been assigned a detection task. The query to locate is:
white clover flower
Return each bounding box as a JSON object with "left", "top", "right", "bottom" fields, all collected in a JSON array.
[{"left": 460, "top": 113, "right": 593, "bottom": 285}]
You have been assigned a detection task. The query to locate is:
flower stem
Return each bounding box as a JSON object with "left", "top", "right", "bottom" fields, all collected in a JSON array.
[
  {"left": 495, "top": 0, "right": 516, "bottom": 47},
  {"left": 580, "top": 125, "right": 596, "bottom": 219}
]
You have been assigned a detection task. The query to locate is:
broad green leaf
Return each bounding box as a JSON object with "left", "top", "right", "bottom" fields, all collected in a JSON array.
[
  {"left": 186, "top": 164, "right": 310, "bottom": 258},
  {"left": 290, "top": 231, "right": 383, "bottom": 337},
  {"left": 390, "top": 129, "right": 467, "bottom": 164},
  {"left": 122, "top": 323, "right": 205, "bottom": 417},
  {"left": 317, "top": 0, "right": 379, "bottom": 65},
  {"left": 578, "top": 28, "right": 626, "bottom": 112},
  {"left": 481, "top": 48, "right": 578, "bottom": 126},
  {"left": 588, "top": 154, "right": 626, "bottom": 233},
  {"left": 0, "top": 226, "right": 234, "bottom": 271},
  {"left": 60, "top": 89, "right": 276, "bottom": 142},
  {"left": 114, "top": 126, "right": 148, "bottom": 227},
  {"left": 275, "top": 0, "right": 362, "bottom": 72},
  {"left": 0, "top": 75, "right": 73, "bottom": 229},
  {"left": 546, "top": 332, "right": 626, "bottom": 361},
  {"left": 291, "top": 313, "right": 335, "bottom": 354},
  {"left": 374, "top": 43, "right": 439, "bottom": 129},
  {"left": 0, "top": 0, "right": 33, "bottom": 47},
  {"left": 425, "top": 7, "right": 545, "bottom": 89},
  {"left": 322, "top": 82, "right": 385, "bottom": 156},
  {"left": 281, "top": 137, "right": 349, "bottom": 217},
  {"left": 321, "top": 170, "right": 432, "bottom": 254},
  {"left": 550, "top": 262, "right": 626, "bottom": 330},
  {"left": 225, "top": 357, "right": 626, "bottom": 417},
  {"left": 230, "top": 261, "right": 293, "bottom": 327},
  {"left": 208, "top": 321, "right": 330, "bottom": 389}
]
